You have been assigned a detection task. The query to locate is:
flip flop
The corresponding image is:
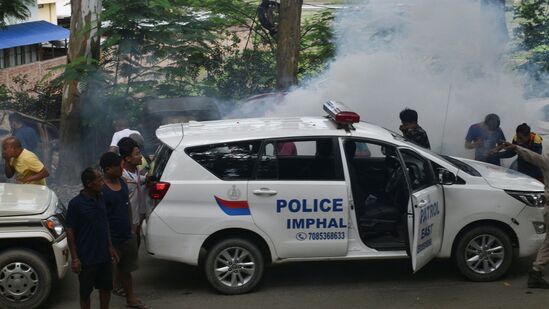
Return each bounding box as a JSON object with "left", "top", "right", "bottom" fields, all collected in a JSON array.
[
  {"left": 126, "top": 301, "right": 150, "bottom": 309},
  {"left": 112, "top": 287, "right": 127, "bottom": 297}
]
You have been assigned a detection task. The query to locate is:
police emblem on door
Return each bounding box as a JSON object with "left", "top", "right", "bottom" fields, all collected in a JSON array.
[{"left": 227, "top": 185, "right": 241, "bottom": 200}]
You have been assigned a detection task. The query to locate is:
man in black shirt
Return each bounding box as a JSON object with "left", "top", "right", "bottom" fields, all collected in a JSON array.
[
  {"left": 399, "top": 108, "right": 431, "bottom": 149},
  {"left": 66, "top": 168, "right": 119, "bottom": 309},
  {"left": 100, "top": 152, "right": 148, "bottom": 309}
]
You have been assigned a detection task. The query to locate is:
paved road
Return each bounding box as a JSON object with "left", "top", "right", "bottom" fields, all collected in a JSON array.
[{"left": 46, "top": 248, "right": 549, "bottom": 309}]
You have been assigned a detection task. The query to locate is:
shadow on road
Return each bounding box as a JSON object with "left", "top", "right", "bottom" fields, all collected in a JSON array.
[{"left": 45, "top": 247, "right": 536, "bottom": 308}]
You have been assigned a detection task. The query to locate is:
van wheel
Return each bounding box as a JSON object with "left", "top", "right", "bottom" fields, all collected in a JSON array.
[
  {"left": 204, "top": 238, "right": 264, "bottom": 294},
  {"left": 454, "top": 226, "right": 513, "bottom": 282},
  {"left": 0, "top": 249, "right": 52, "bottom": 309}
]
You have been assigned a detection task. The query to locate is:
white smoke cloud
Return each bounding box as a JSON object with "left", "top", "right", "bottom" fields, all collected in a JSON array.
[{"left": 271, "top": 0, "right": 536, "bottom": 159}]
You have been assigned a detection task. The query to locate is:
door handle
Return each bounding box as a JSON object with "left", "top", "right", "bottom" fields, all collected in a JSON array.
[
  {"left": 416, "top": 200, "right": 428, "bottom": 208},
  {"left": 253, "top": 188, "right": 278, "bottom": 196}
]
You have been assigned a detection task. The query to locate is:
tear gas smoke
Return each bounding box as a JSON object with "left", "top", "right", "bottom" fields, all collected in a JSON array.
[{"left": 269, "top": 0, "right": 539, "bottom": 159}]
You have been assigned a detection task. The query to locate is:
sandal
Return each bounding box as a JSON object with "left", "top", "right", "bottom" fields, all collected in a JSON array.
[
  {"left": 126, "top": 301, "right": 150, "bottom": 309},
  {"left": 112, "top": 287, "right": 127, "bottom": 297}
]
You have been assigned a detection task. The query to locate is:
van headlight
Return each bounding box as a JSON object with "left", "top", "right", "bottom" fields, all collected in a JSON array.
[
  {"left": 506, "top": 191, "right": 545, "bottom": 207},
  {"left": 42, "top": 216, "right": 65, "bottom": 239}
]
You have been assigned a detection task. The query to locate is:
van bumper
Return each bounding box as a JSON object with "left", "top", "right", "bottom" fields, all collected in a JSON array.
[
  {"left": 146, "top": 232, "right": 207, "bottom": 266},
  {"left": 516, "top": 206, "right": 546, "bottom": 257},
  {"left": 146, "top": 213, "right": 207, "bottom": 265},
  {"left": 52, "top": 236, "right": 69, "bottom": 279}
]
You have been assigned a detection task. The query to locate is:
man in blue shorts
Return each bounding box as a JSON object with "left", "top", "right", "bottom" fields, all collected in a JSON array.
[{"left": 66, "top": 167, "right": 119, "bottom": 309}]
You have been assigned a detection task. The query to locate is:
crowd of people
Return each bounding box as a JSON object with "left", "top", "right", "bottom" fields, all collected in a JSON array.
[
  {"left": 65, "top": 123, "right": 150, "bottom": 309},
  {"left": 2, "top": 110, "right": 549, "bottom": 307},
  {"left": 1, "top": 116, "right": 149, "bottom": 309},
  {"left": 398, "top": 108, "right": 544, "bottom": 181}
]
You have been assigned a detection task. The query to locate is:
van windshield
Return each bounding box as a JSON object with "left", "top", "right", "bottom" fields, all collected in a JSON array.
[{"left": 390, "top": 131, "right": 481, "bottom": 177}]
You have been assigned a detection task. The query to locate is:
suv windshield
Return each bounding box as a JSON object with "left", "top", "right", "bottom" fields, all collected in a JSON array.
[
  {"left": 390, "top": 131, "right": 481, "bottom": 177},
  {"left": 439, "top": 155, "right": 481, "bottom": 176}
]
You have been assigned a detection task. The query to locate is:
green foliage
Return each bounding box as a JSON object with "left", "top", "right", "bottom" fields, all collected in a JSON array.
[
  {"left": 0, "top": 0, "right": 35, "bottom": 27},
  {"left": 513, "top": 0, "right": 548, "bottom": 95},
  {"left": 0, "top": 75, "right": 62, "bottom": 120},
  {"left": 203, "top": 8, "right": 336, "bottom": 99},
  {"left": 204, "top": 49, "right": 277, "bottom": 100},
  {"left": 299, "top": 10, "right": 336, "bottom": 80},
  {"left": 514, "top": 0, "right": 548, "bottom": 50},
  {"left": 100, "top": 1, "right": 335, "bottom": 103},
  {"left": 53, "top": 1, "right": 336, "bottom": 129},
  {"left": 101, "top": 0, "right": 233, "bottom": 99},
  {"left": 0, "top": 85, "right": 9, "bottom": 103}
]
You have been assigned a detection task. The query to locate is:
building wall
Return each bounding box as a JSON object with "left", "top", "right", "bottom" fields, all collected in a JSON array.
[
  {"left": 0, "top": 45, "right": 39, "bottom": 69},
  {"left": 56, "top": 0, "right": 71, "bottom": 19},
  {"left": 36, "top": 3, "right": 57, "bottom": 25},
  {"left": 0, "top": 56, "right": 66, "bottom": 91},
  {"left": 4, "top": 1, "right": 58, "bottom": 25}
]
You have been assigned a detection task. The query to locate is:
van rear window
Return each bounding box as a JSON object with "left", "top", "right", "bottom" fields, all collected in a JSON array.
[{"left": 151, "top": 144, "right": 173, "bottom": 181}]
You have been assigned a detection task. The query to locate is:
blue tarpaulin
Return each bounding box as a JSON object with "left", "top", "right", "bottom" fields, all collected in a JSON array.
[{"left": 0, "top": 21, "right": 70, "bottom": 49}]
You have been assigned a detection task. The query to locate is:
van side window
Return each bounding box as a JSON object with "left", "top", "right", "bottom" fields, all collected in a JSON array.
[
  {"left": 186, "top": 140, "right": 261, "bottom": 180},
  {"left": 256, "top": 138, "right": 343, "bottom": 181},
  {"left": 399, "top": 149, "right": 436, "bottom": 192}
]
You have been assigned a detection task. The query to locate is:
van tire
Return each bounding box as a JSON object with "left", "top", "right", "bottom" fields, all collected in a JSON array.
[
  {"left": 204, "top": 238, "right": 264, "bottom": 294},
  {"left": 0, "top": 249, "right": 53, "bottom": 309},
  {"left": 454, "top": 226, "right": 513, "bottom": 282}
]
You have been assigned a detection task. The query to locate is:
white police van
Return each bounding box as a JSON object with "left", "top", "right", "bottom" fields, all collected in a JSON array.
[{"left": 145, "top": 101, "right": 546, "bottom": 294}]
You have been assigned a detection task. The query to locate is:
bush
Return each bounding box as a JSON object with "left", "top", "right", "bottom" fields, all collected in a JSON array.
[
  {"left": 514, "top": 0, "right": 549, "bottom": 96},
  {"left": 0, "top": 75, "right": 62, "bottom": 121}
]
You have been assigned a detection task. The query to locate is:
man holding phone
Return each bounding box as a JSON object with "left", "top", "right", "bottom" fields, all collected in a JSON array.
[{"left": 465, "top": 113, "right": 506, "bottom": 165}]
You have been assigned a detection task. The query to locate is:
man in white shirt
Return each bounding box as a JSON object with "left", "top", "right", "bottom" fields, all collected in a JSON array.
[
  {"left": 109, "top": 118, "right": 141, "bottom": 153},
  {"left": 118, "top": 137, "right": 148, "bottom": 247}
]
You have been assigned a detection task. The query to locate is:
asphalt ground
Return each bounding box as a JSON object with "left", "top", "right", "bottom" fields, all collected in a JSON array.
[{"left": 45, "top": 247, "right": 549, "bottom": 309}]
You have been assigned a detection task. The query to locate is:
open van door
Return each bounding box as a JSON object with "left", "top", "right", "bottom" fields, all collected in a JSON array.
[{"left": 399, "top": 149, "right": 445, "bottom": 272}]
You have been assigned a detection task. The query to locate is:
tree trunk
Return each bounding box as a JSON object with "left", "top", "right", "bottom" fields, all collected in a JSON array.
[
  {"left": 58, "top": 0, "right": 102, "bottom": 184},
  {"left": 276, "top": 0, "right": 303, "bottom": 90}
]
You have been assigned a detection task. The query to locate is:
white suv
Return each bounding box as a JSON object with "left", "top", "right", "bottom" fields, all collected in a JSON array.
[
  {"left": 145, "top": 101, "right": 546, "bottom": 294},
  {"left": 0, "top": 184, "right": 69, "bottom": 308}
]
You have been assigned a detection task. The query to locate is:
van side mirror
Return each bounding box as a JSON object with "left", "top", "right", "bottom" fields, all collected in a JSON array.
[{"left": 438, "top": 168, "right": 456, "bottom": 185}]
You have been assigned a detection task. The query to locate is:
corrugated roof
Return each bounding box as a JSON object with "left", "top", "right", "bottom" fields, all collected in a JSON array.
[{"left": 0, "top": 21, "right": 70, "bottom": 49}]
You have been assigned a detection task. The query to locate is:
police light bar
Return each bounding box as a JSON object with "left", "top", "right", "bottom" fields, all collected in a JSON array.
[{"left": 323, "top": 100, "right": 360, "bottom": 124}]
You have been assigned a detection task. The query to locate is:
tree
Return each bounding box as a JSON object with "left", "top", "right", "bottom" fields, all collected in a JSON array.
[
  {"left": 58, "top": 0, "right": 102, "bottom": 183},
  {"left": 101, "top": 0, "right": 232, "bottom": 99},
  {"left": 276, "top": 0, "right": 303, "bottom": 90},
  {"left": 0, "top": 75, "right": 62, "bottom": 120},
  {"left": 299, "top": 10, "right": 336, "bottom": 79},
  {"left": 0, "top": 0, "right": 34, "bottom": 27},
  {"left": 514, "top": 0, "right": 549, "bottom": 96},
  {"left": 54, "top": 0, "right": 335, "bottom": 176}
]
